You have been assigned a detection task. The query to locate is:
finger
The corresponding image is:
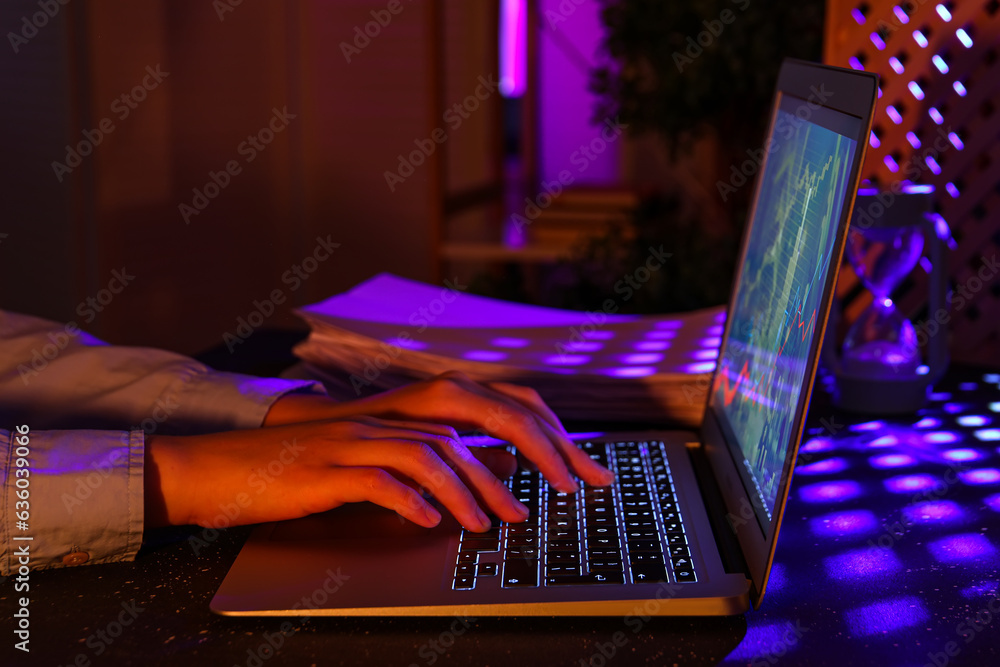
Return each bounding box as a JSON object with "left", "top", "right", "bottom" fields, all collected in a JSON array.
[
  {"left": 350, "top": 424, "right": 529, "bottom": 523},
  {"left": 486, "top": 381, "right": 568, "bottom": 434},
  {"left": 324, "top": 467, "right": 442, "bottom": 528},
  {"left": 325, "top": 435, "right": 495, "bottom": 531}
]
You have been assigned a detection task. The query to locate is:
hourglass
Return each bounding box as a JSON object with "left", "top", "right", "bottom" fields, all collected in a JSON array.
[{"left": 832, "top": 186, "right": 949, "bottom": 414}]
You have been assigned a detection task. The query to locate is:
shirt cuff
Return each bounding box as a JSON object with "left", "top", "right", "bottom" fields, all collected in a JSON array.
[
  {"left": 1, "top": 428, "right": 144, "bottom": 575},
  {"left": 156, "top": 369, "right": 326, "bottom": 435}
]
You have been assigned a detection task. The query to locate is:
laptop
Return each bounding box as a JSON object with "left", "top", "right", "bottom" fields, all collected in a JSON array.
[{"left": 211, "top": 59, "right": 877, "bottom": 616}]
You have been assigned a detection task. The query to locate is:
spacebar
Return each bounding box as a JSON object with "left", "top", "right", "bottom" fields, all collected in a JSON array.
[
  {"left": 502, "top": 559, "right": 539, "bottom": 587},
  {"left": 545, "top": 572, "right": 625, "bottom": 586}
]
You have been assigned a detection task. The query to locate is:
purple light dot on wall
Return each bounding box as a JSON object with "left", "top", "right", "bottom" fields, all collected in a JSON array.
[
  {"left": 563, "top": 341, "right": 603, "bottom": 352},
  {"left": 886, "top": 105, "right": 902, "bottom": 124},
  {"left": 707, "top": 325, "right": 724, "bottom": 336},
  {"left": 581, "top": 330, "right": 614, "bottom": 341},
  {"left": 953, "top": 81, "right": 967, "bottom": 96},
  {"left": 386, "top": 337, "right": 428, "bottom": 351},
  {"left": 924, "top": 431, "right": 959, "bottom": 444},
  {"left": 907, "top": 81, "right": 924, "bottom": 100},
  {"left": 893, "top": 6, "right": 910, "bottom": 23},
  {"left": 800, "top": 481, "right": 863, "bottom": 503},
  {"left": 943, "top": 448, "right": 984, "bottom": 462},
  {"left": 870, "top": 32, "right": 886, "bottom": 50},
  {"left": 796, "top": 457, "right": 848, "bottom": 475},
  {"left": 956, "top": 28, "right": 973, "bottom": 48},
  {"left": 884, "top": 155, "right": 900, "bottom": 171},
  {"left": 869, "top": 132, "right": 881, "bottom": 148},
  {"left": 655, "top": 320, "right": 683, "bottom": 330},
  {"left": 851, "top": 7, "right": 865, "bottom": 24},
  {"left": 849, "top": 56, "right": 864, "bottom": 70},
  {"left": 714, "top": 311, "right": 727, "bottom": 323},
  {"left": 620, "top": 353, "right": 663, "bottom": 365},
  {"left": 946, "top": 182, "right": 960, "bottom": 198},
  {"left": 850, "top": 420, "right": 884, "bottom": 432},
  {"left": 824, "top": 548, "right": 901, "bottom": 581},
  {"left": 870, "top": 453, "right": 918, "bottom": 469},
  {"left": 935, "top": 4, "right": 952, "bottom": 21},
  {"left": 903, "top": 500, "right": 964, "bottom": 524},
  {"left": 928, "top": 533, "right": 996, "bottom": 563},
  {"left": 645, "top": 330, "right": 677, "bottom": 340},
  {"left": 700, "top": 337, "right": 722, "bottom": 348},
  {"left": 490, "top": 336, "right": 530, "bottom": 348},
  {"left": 958, "top": 469, "right": 1000, "bottom": 486},
  {"left": 925, "top": 155, "right": 942, "bottom": 174},
  {"left": 948, "top": 132, "right": 965, "bottom": 150},
  {"left": 463, "top": 350, "right": 508, "bottom": 362},
  {"left": 915, "top": 417, "right": 940, "bottom": 428},
  {"left": 634, "top": 341, "right": 669, "bottom": 352},
  {"left": 888, "top": 56, "right": 905, "bottom": 74},
  {"left": 692, "top": 349, "right": 719, "bottom": 360},
  {"left": 542, "top": 354, "right": 590, "bottom": 366},
  {"left": 845, "top": 597, "right": 929, "bottom": 637},
  {"left": 906, "top": 131, "right": 922, "bottom": 148},
  {"left": 810, "top": 510, "right": 879, "bottom": 538},
  {"left": 975, "top": 429, "right": 1000, "bottom": 442},
  {"left": 683, "top": 361, "right": 716, "bottom": 374},
  {"left": 932, "top": 55, "right": 949, "bottom": 74},
  {"left": 603, "top": 366, "right": 656, "bottom": 378},
  {"left": 884, "top": 474, "right": 943, "bottom": 494},
  {"left": 801, "top": 437, "right": 834, "bottom": 453}
]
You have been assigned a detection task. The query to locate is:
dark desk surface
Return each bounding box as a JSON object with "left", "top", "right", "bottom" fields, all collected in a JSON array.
[{"left": 4, "top": 365, "right": 1000, "bottom": 666}]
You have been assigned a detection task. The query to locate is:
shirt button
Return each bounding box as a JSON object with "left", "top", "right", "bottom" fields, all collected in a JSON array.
[{"left": 62, "top": 551, "right": 89, "bottom": 566}]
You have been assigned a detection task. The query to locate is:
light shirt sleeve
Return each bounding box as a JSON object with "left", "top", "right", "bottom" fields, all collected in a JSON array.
[{"left": 0, "top": 310, "right": 326, "bottom": 574}]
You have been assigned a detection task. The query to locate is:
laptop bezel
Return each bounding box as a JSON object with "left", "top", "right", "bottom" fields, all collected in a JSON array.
[{"left": 697, "top": 59, "right": 878, "bottom": 609}]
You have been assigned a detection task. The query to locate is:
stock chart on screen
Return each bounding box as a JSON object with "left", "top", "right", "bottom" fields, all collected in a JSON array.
[{"left": 714, "top": 95, "right": 859, "bottom": 522}]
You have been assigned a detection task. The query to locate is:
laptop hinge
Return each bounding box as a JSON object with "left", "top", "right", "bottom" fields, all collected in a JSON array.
[{"left": 686, "top": 441, "right": 751, "bottom": 579}]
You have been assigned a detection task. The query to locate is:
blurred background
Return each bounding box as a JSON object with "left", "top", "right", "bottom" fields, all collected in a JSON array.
[{"left": 1, "top": 0, "right": 997, "bottom": 366}]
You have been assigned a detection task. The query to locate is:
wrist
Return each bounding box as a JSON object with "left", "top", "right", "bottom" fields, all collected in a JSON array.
[
  {"left": 144, "top": 434, "right": 194, "bottom": 527},
  {"left": 262, "top": 393, "right": 343, "bottom": 426}
]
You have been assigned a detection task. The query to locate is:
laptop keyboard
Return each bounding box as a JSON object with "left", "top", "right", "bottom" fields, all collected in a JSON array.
[{"left": 451, "top": 440, "right": 699, "bottom": 591}]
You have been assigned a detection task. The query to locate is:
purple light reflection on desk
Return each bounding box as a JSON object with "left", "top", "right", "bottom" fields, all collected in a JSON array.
[
  {"left": 958, "top": 468, "right": 1000, "bottom": 485},
  {"left": 850, "top": 420, "right": 884, "bottom": 432},
  {"left": 707, "top": 325, "right": 724, "bottom": 336},
  {"left": 943, "top": 402, "right": 966, "bottom": 414},
  {"left": 683, "top": 361, "right": 716, "bottom": 374},
  {"left": 845, "top": 597, "right": 929, "bottom": 636},
  {"left": 923, "top": 431, "right": 960, "bottom": 444},
  {"left": 903, "top": 500, "right": 964, "bottom": 524},
  {"left": 799, "top": 481, "right": 863, "bottom": 503},
  {"left": 691, "top": 349, "right": 719, "bottom": 360},
  {"left": 796, "top": 457, "right": 849, "bottom": 475},
  {"left": 957, "top": 415, "right": 990, "bottom": 427},
  {"left": 580, "top": 330, "right": 614, "bottom": 341},
  {"left": 619, "top": 353, "right": 663, "bottom": 365},
  {"left": 984, "top": 494, "right": 1000, "bottom": 512},
  {"left": 884, "top": 474, "right": 943, "bottom": 493},
  {"left": 463, "top": 350, "right": 508, "bottom": 362},
  {"left": 801, "top": 437, "right": 835, "bottom": 453},
  {"left": 542, "top": 354, "right": 590, "bottom": 366},
  {"left": 644, "top": 330, "right": 676, "bottom": 340},
  {"left": 634, "top": 341, "right": 669, "bottom": 352},
  {"left": 915, "top": 417, "right": 941, "bottom": 428},
  {"left": 928, "top": 533, "right": 997, "bottom": 563},
  {"left": 824, "top": 548, "right": 901, "bottom": 581},
  {"left": 602, "top": 366, "right": 656, "bottom": 378},
  {"left": 563, "top": 341, "right": 603, "bottom": 352},
  {"left": 975, "top": 429, "right": 1000, "bottom": 442},
  {"left": 869, "top": 453, "right": 917, "bottom": 469},
  {"left": 942, "top": 448, "right": 984, "bottom": 462},
  {"left": 810, "top": 510, "right": 879, "bottom": 538},
  {"left": 654, "top": 320, "right": 683, "bottom": 330},
  {"left": 699, "top": 337, "right": 722, "bottom": 348},
  {"left": 490, "top": 336, "right": 530, "bottom": 348},
  {"left": 386, "top": 337, "right": 428, "bottom": 350}
]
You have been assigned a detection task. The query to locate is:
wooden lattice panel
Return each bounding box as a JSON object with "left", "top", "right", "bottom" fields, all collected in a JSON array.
[{"left": 826, "top": 0, "right": 1000, "bottom": 365}]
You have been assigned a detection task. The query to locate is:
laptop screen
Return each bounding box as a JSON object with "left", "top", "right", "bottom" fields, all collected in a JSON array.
[{"left": 710, "top": 92, "right": 861, "bottom": 530}]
